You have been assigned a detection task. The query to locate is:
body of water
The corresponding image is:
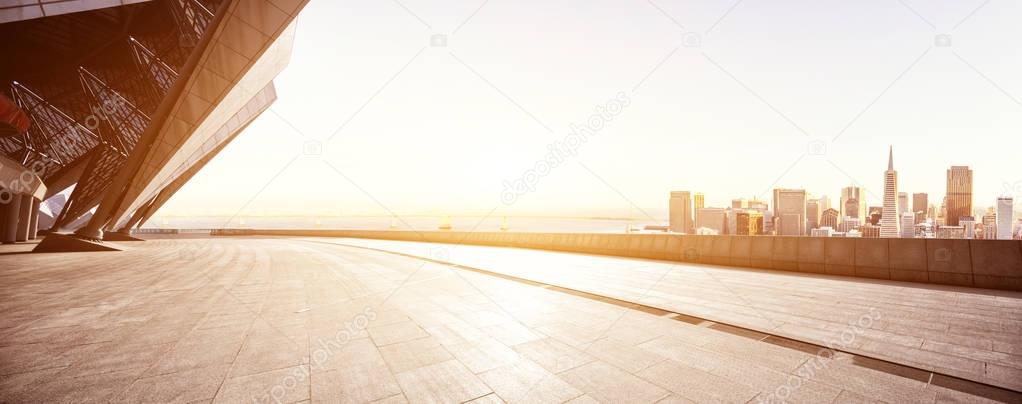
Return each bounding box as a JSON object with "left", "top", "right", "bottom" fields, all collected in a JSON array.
[{"left": 142, "top": 215, "right": 668, "bottom": 233}]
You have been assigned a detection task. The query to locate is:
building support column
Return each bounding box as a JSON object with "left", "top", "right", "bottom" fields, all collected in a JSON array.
[
  {"left": 0, "top": 195, "right": 9, "bottom": 243},
  {"left": 16, "top": 194, "right": 31, "bottom": 242},
  {"left": 29, "top": 198, "right": 40, "bottom": 240},
  {"left": 3, "top": 193, "right": 22, "bottom": 244}
]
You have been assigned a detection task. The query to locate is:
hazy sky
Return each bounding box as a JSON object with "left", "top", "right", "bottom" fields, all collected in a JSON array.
[{"left": 161, "top": 0, "right": 1022, "bottom": 220}]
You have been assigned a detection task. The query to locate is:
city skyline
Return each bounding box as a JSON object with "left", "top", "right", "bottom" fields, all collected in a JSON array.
[{"left": 665, "top": 145, "right": 1017, "bottom": 239}]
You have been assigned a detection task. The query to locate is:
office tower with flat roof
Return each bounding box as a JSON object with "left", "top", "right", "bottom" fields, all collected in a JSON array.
[
  {"left": 694, "top": 193, "right": 705, "bottom": 210},
  {"left": 840, "top": 185, "right": 868, "bottom": 222},
  {"left": 946, "top": 166, "right": 973, "bottom": 226},
  {"left": 731, "top": 198, "right": 748, "bottom": 209},
  {"left": 773, "top": 189, "right": 807, "bottom": 236},
  {"left": 695, "top": 207, "right": 727, "bottom": 235},
  {"left": 807, "top": 199, "right": 821, "bottom": 230},
  {"left": 898, "top": 193, "right": 909, "bottom": 216},
  {"left": 901, "top": 212, "right": 915, "bottom": 238},
  {"left": 913, "top": 193, "right": 928, "bottom": 224},
  {"left": 880, "top": 147, "right": 900, "bottom": 237},
  {"left": 998, "top": 197, "right": 1014, "bottom": 239},
  {"left": 669, "top": 191, "right": 692, "bottom": 233},
  {"left": 735, "top": 210, "right": 763, "bottom": 235}
]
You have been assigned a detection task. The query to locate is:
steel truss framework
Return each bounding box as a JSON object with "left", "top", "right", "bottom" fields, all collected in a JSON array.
[{"left": 1, "top": 0, "right": 222, "bottom": 230}]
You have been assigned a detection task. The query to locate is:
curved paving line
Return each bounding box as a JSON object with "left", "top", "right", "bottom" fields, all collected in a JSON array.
[{"left": 295, "top": 237, "right": 1022, "bottom": 399}]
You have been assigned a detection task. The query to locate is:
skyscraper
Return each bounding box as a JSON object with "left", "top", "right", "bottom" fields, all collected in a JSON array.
[
  {"left": 901, "top": 212, "right": 915, "bottom": 238},
  {"left": 773, "top": 189, "right": 808, "bottom": 236},
  {"left": 998, "top": 197, "right": 1014, "bottom": 240},
  {"left": 807, "top": 198, "right": 822, "bottom": 230},
  {"left": 880, "top": 146, "right": 900, "bottom": 238},
  {"left": 694, "top": 193, "right": 705, "bottom": 210},
  {"left": 946, "top": 166, "right": 973, "bottom": 226},
  {"left": 840, "top": 185, "right": 868, "bottom": 223},
  {"left": 898, "top": 192, "right": 909, "bottom": 216},
  {"left": 669, "top": 191, "right": 692, "bottom": 233},
  {"left": 913, "top": 193, "right": 928, "bottom": 224}
]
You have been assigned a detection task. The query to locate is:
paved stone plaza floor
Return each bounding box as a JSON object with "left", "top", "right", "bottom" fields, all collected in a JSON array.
[
  {"left": 0, "top": 236, "right": 1020, "bottom": 403},
  {"left": 323, "top": 238, "right": 1022, "bottom": 393}
]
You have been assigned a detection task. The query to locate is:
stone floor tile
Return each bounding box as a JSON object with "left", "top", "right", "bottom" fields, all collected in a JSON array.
[
  {"left": 214, "top": 365, "right": 310, "bottom": 404},
  {"left": 368, "top": 321, "right": 430, "bottom": 347},
  {"left": 394, "top": 360, "right": 492, "bottom": 404},
  {"left": 559, "top": 361, "right": 669, "bottom": 404},
  {"left": 378, "top": 336, "right": 453, "bottom": 373},
  {"left": 477, "top": 359, "right": 582, "bottom": 403}
]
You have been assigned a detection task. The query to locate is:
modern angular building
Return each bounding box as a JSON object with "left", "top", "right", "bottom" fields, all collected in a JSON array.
[
  {"left": 946, "top": 166, "right": 973, "bottom": 226},
  {"left": 0, "top": 0, "right": 307, "bottom": 250},
  {"left": 879, "top": 147, "right": 900, "bottom": 238}
]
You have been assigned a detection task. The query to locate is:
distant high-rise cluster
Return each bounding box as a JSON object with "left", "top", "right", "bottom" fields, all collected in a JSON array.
[{"left": 664, "top": 146, "right": 1016, "bottom": 239}]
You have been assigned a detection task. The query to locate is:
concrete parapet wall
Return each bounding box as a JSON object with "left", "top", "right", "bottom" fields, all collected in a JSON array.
[
  {"left": 824, "top": 237, "right": 855, "bottom": 277},
  {"left": 212, "top": 229, "right": 1022, "bottom": 291}
]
